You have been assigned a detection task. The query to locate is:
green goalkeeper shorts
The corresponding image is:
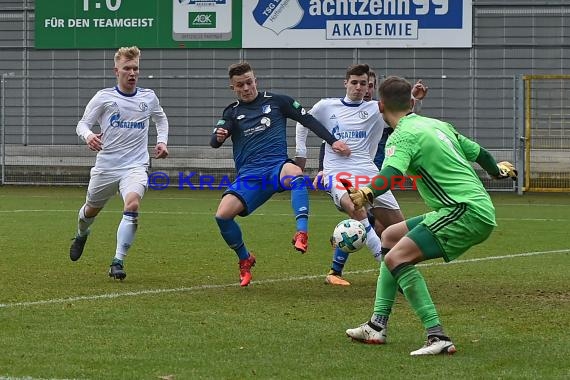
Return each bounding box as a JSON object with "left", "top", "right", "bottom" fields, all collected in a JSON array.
[{"left": 405, "top": 205, "right": 495, "bottom": 262}]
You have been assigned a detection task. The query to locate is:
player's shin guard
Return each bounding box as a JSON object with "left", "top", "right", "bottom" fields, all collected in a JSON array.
[
  {"left": 115, "top": 211, "right": 138, "bottom": 260},
  {"left": 215, "top": 216, "right": 249, "bottom": 260},
  {"left": 359, "top": 217, "right": 382, "bottom": 261},
  {"left": 290, "top": 176, "right": 309, "bottom": 232},
  {"left": 78, "top": 204, "right": 95, "bottom": 236},
  {"left": 392, "top": 263, "right": 441, "bottom": 329}
]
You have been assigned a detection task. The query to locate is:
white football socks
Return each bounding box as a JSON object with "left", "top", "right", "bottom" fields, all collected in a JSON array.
[
  {"left": 77, "top": 204, "right": 95, "bottom": 237},
  {"left": 115, "top": 212, "right": 138, "bottom": 261},
  {"left": 359, "top": 217, "right": 383, "bottom": 262}
]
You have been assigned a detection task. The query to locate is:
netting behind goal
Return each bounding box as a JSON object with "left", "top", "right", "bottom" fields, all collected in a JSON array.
[{"left": 523, "top": 75, "right": 570, "bottom": 192}]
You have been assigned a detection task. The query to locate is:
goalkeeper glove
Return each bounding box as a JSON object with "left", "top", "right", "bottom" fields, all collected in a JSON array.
[
  {"left": 496, "top": 161, "right": 518, "bottom": 181},
  {"left": 339, "top": 179, "right": 374, "bottom": 209}
]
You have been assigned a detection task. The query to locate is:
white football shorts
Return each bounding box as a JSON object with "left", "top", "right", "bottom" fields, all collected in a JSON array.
[
  {"left": 327, "top": 177, "right": 400, "bottom": 211},
  {"left": 86, "top": 166, "right": 148, "bottom": 208}
]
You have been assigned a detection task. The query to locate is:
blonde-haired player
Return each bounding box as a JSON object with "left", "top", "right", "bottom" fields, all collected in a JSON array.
[{"left": 69, "top": 46, "right": 169, "bottom": 280}]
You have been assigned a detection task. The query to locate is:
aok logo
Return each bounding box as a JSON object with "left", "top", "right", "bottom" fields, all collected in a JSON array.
[{"left": 189, "top": 12, "right": 216, "bottom": 28}]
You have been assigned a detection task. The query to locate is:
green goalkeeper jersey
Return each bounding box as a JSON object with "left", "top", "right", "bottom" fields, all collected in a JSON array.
[{"left": 383, "top": 113, "right": 496, "bottom": 226}]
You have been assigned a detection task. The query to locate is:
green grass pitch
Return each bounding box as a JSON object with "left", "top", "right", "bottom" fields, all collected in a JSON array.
[{"left": 0, "top": 186, "right": 569, "bottom": 379}]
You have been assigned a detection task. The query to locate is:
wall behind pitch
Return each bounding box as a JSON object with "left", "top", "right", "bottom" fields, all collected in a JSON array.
[{"left": 0, "top": 0, "right": 569, "bottom": 150}]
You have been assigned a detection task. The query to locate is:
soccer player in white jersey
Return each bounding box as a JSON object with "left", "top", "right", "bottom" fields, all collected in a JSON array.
[
  {"left": 69, "top": 46, "right": 169, "bottom": 280},
  {"left": 295, "top": 64, "right": 426, "bottom": 286}
]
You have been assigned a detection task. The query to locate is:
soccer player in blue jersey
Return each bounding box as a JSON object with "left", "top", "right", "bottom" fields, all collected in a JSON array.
[
  {"left": 211, "top": 62, "right": 350, "bottom": 287},
  {"left": 373, "top": 78, "right": 427, "bottom": 170},
  {"left": 368, "top": 75, "right": 428, "bottom": 232}
]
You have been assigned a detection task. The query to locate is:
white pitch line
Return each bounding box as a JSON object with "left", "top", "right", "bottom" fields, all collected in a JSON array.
[
  {"left": 0, "top": 377, "right": 83, "bottom": 380},
  {"left": 1, "top": 249, "right": 568, "bottom": 310},
  {"left": 0, "top": 209, "right": 568, "bottom": 222}
]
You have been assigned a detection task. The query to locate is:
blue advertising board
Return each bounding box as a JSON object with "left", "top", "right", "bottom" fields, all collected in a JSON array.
[{"left": 244, "top": 0, "right": 472, "bottom": 48}]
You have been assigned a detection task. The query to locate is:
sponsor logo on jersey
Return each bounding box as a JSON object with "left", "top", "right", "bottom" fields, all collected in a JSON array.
[
  {"left": 332, "top": 124, "right": 367, "bottom": 139},
  {"left": 109, "top": 112, "right": 145, "bottom": 130},
  {"left": 109, "top": 112, "right": 120, "bottom": 127},
  {"left": 243, "top": 117, "right": 271, "bottom": 137},
  {"left": 237, "top": 114, "right": 245, "bottom": 120},
  {"left": 329, "top": 114, "right": 337, "bottom": 119}
]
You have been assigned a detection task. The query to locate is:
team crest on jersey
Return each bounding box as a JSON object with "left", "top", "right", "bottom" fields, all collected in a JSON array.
[
  {"left": 386, "top": 145, "right": 396, "bottom": 157},
  {"left": 358, "top": 111, "right": 368, "bottom": 119},
  {"left": 262, "top": 104, "right": 271, "bottom": 114},
  {"left": 139, "top": 102, "right": 148, "bottom": 111}
]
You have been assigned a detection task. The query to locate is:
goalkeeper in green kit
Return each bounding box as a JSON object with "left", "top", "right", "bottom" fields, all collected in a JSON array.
[{"left": 344, "top": 76, "right": 517, "bottom": 356}]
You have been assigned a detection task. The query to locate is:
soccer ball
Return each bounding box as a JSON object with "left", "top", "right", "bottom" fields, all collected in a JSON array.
[{"left": 331, "top": 219, "right": 367, "bottom": 253}]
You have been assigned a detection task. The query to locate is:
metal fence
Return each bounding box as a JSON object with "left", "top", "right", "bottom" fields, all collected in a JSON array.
[
  {"left": 0, "top": 73, "right": 523, "bottom": 191},
  {"left": 2, "top": 1, "right": 570, "bottom": 192}
]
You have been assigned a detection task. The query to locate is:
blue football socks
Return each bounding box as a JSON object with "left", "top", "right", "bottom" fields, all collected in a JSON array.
[
  {"left": 331, "top": 247, "right": 349, "bottom": 274},
  {"left": 215, "top": 216, "right": 249, "bottom": 260},
  {"left": 290, "top": 175, "right": 309, "bottom": 232}
]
